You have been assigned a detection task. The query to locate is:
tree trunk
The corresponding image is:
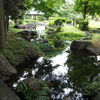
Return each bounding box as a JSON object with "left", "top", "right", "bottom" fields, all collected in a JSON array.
[
  {"left": 83, "top": 1, "right": 88, "bottom": 19},
  {"left": 0, "top": 0, "right": 5, "bottom": 49}
]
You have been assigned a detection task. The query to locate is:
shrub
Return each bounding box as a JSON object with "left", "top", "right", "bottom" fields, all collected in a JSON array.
[
  {"left": 47, "top": 18, "right": 66, "bottom": 33},
  {"left": 79, "top": 19, "right": 89, "bottom": 31},
  {"left": 66, "top": 19, "right": 72, "bottom": 24},
  {"left": 15, "top": 81, "right": 50, "bottom": 100}
]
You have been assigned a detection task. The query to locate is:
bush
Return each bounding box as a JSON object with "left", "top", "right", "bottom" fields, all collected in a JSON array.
[
  {"left": 47, "top": 18, "right": 66, "bottom": 33},
  {"left": 79, "top": 20, "right": 89, "bottom": 31},
  {"left": 75, "top": 18, "right": 82, "bottom": 24},
  {"left": 66, "top": 19, "right": 72, "bottom": 24},
  {"left": 15, "top": 81, "right": 50, "bottom": 100}
]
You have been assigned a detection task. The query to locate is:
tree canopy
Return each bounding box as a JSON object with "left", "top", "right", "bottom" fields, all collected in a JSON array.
[
  {"left": 74, "top": 0, "right": 100, "bottom": 18},
  {"left": 5, "top": 0, "right": 65, "bottom": 20}
]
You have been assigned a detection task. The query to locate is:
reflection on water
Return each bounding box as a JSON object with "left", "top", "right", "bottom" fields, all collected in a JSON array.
[
  {"left": 36, "top": 24, "right": 47, "bottom": 36},
  {"left": 97, "top": 56, "right": 100, "bottom": 61},
  {"left": 12, "top": 41, "right": 100, "bottom": 100}
]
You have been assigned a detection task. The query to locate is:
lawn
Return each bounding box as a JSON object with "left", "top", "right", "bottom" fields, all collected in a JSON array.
[{"left": 89, "top": 20, "right": 100, "bottom": 29}]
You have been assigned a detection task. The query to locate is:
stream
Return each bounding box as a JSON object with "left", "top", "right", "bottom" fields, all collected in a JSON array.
[{"left": 11, "top": 25, "right": 100, "bottom": 100}]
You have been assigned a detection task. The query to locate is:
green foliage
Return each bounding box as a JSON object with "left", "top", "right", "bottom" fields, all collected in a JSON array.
[
  {"left": 58, "top": 0, "right": 76, "bottom": 18},
  {"left": 66, "top": 54, "right": 100, "bottom": 96},
  {"left": 66, "top": 19, "right": 72, "bottom": 24},
  {"left": 32, "top": 0, "right": 65, "bottom": 18},
  {"left": 16, "top": 81, "right": 50, "bottom": 100},
  {"left": 0, "top": 28, "right": 34, "bottom": 65},
  {"left": 83, "top": 82, "right": 100, "bottom": 96},
  {"left": 74, "top": 0, "right": 100, "bottom": 18},
  {"left": 6, "top": 0, "right": 33, "bottom": 21},
  {"left": 32, "top": 36, "right": 65, "bottom": 58},
  {"left": 78, "top": 19, "right": 89, "bottom": 30},
  {"left": 47, "top": 18, "right": 66, "bottom": 33}
]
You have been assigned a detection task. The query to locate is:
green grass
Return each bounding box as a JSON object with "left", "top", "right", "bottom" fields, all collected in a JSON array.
[
  {"left": 62, "top": 25, "right": 85, "bottom": 34},
  {"left": 0, "top": 28, "right": 35, "bottom": 65},
  {"left": 8, "top": 28, "right": 22, "bottom": 34},
  {"left": 58, "top": 25, "right": 84, "bottom": 41},
  {"left": 89, "top": 20, "right": 100, "bottom": 29}
]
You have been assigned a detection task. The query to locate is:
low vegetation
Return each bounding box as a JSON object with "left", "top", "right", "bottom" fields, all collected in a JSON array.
[{"left": 0, "top": 28, "right": 35, "bottom": 64}]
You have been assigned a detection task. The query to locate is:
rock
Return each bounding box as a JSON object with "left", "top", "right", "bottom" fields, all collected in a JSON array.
[
  {"left": 13, "top": 54, "right": 26, "bottom": 66},
  {"left": 71, "top": 40, "right": 93, "bottom": 55},
  {"left": 17, "top": 30, "right": 38, "bottom": 41},
  {"left": 87, "top": 46, "right": 100, "bottom": 55},
  {"left": 71, "top": 40, "right": 92, "bottom": 50},
  {"left": 0, "top": 54, "right": 17, "bottom": 76},
  {"left": 24, "top": 77, "right": 42, "bottom": 91},
  {"left": 71, "top": 40, "right": 100, "bottom": 55},
  {"left": 14, "top": 48, "right": 41, "bottom": 67},
  {"left": 0, "top": 81, "right": 21, "bottom": 100},
  {"left": 25, "top": 48, "right": 41, "bottom": 60},
  {"left": 14, "top": 24, "right": 27, "bottom": 29}
]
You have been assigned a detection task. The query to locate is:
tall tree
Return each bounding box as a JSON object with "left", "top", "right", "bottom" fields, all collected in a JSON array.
[
  {"left": 74, "top": 0, "right": 100, "bottom": 19},
  {"left": 0, "top": 0, "right": 5, "bottom": 49}
]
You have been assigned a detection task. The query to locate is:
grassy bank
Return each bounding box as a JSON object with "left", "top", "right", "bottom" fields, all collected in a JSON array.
[{"left": 0, "top": 28, "right": 35, "bottom": 64}]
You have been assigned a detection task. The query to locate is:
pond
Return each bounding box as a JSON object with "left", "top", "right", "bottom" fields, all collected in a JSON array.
[{"left": 8, "top": 25, "right": 100, "bottom": 100}]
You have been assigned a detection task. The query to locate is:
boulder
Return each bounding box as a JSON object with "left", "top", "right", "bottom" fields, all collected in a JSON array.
[
  {"left": 87, "top": 46, "right": 100, "bottom": 55},
  {"left": 70, "top": 40, "right": 93, "bottom": 55},
  {"left": 14, "top": 48, "right": 41, "bottom": 68},
  {"left": 0, "top": 54, "right": 17, "bottom": 76},
  {"left": 71, "top": 40, "right": 92, "bottom": 50},
  {"left": 25, "top": 48, "right": 41, "bottom": 60},
  {"left": 13, "top": 54, "right": 26, "bottom": 66},
  {"left": 24, "top": 77, "right": 42, "bottom": 91},
  {"left": 0, "top": 81, "right": 21, "bottom": 100},
  {"left": 71, "top": 40, "right": 100, "bottom": 55},
  {"left": 17, "top": 30, "right": 38, "bottom": 41}
]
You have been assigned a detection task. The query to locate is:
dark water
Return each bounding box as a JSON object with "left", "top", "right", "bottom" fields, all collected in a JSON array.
[{"left": 11, "top": 40, "right": 100, "bottom": 100}]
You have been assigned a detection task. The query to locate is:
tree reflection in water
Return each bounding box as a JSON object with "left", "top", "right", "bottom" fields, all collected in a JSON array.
[{"left": 66, "top": 54, "right": 100, "bottom": 100}]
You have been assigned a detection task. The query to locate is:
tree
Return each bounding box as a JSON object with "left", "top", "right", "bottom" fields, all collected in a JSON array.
[
  {"left": 58, "top": 1, "right": 76, "bottom": 19},
  {"left": 0, "top": 0, "right": 5, "bottom": 49},
  {"left": 0, "top": 0, "right": 65, "bottom": 49},
  {"left": 31, "top": 0, "right": 65, "bottom": 18},
  {"left": 74, "top": 0, "right": 100, "bottom": 19}
]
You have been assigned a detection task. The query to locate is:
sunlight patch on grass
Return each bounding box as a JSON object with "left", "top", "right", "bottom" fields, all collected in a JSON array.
[
  {"left": 89, "top": 20, "right": 100, "bottom": 29},
  {"left": 62, "top": 25, "right": 85, "bottom": 34}
]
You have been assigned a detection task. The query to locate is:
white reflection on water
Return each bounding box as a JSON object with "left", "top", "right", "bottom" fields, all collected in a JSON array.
[
  {"left": 51, "top": 47, "right": 70, "bottom": 76},
  {"left": 97, "top": 56, "right": 100, "bottom": 61},
  {"left": 36, "top": 24, "right": 47, "bottom": 36},
  {"left": 51, "top": 52, "right": 69, "bottom": 75}
]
